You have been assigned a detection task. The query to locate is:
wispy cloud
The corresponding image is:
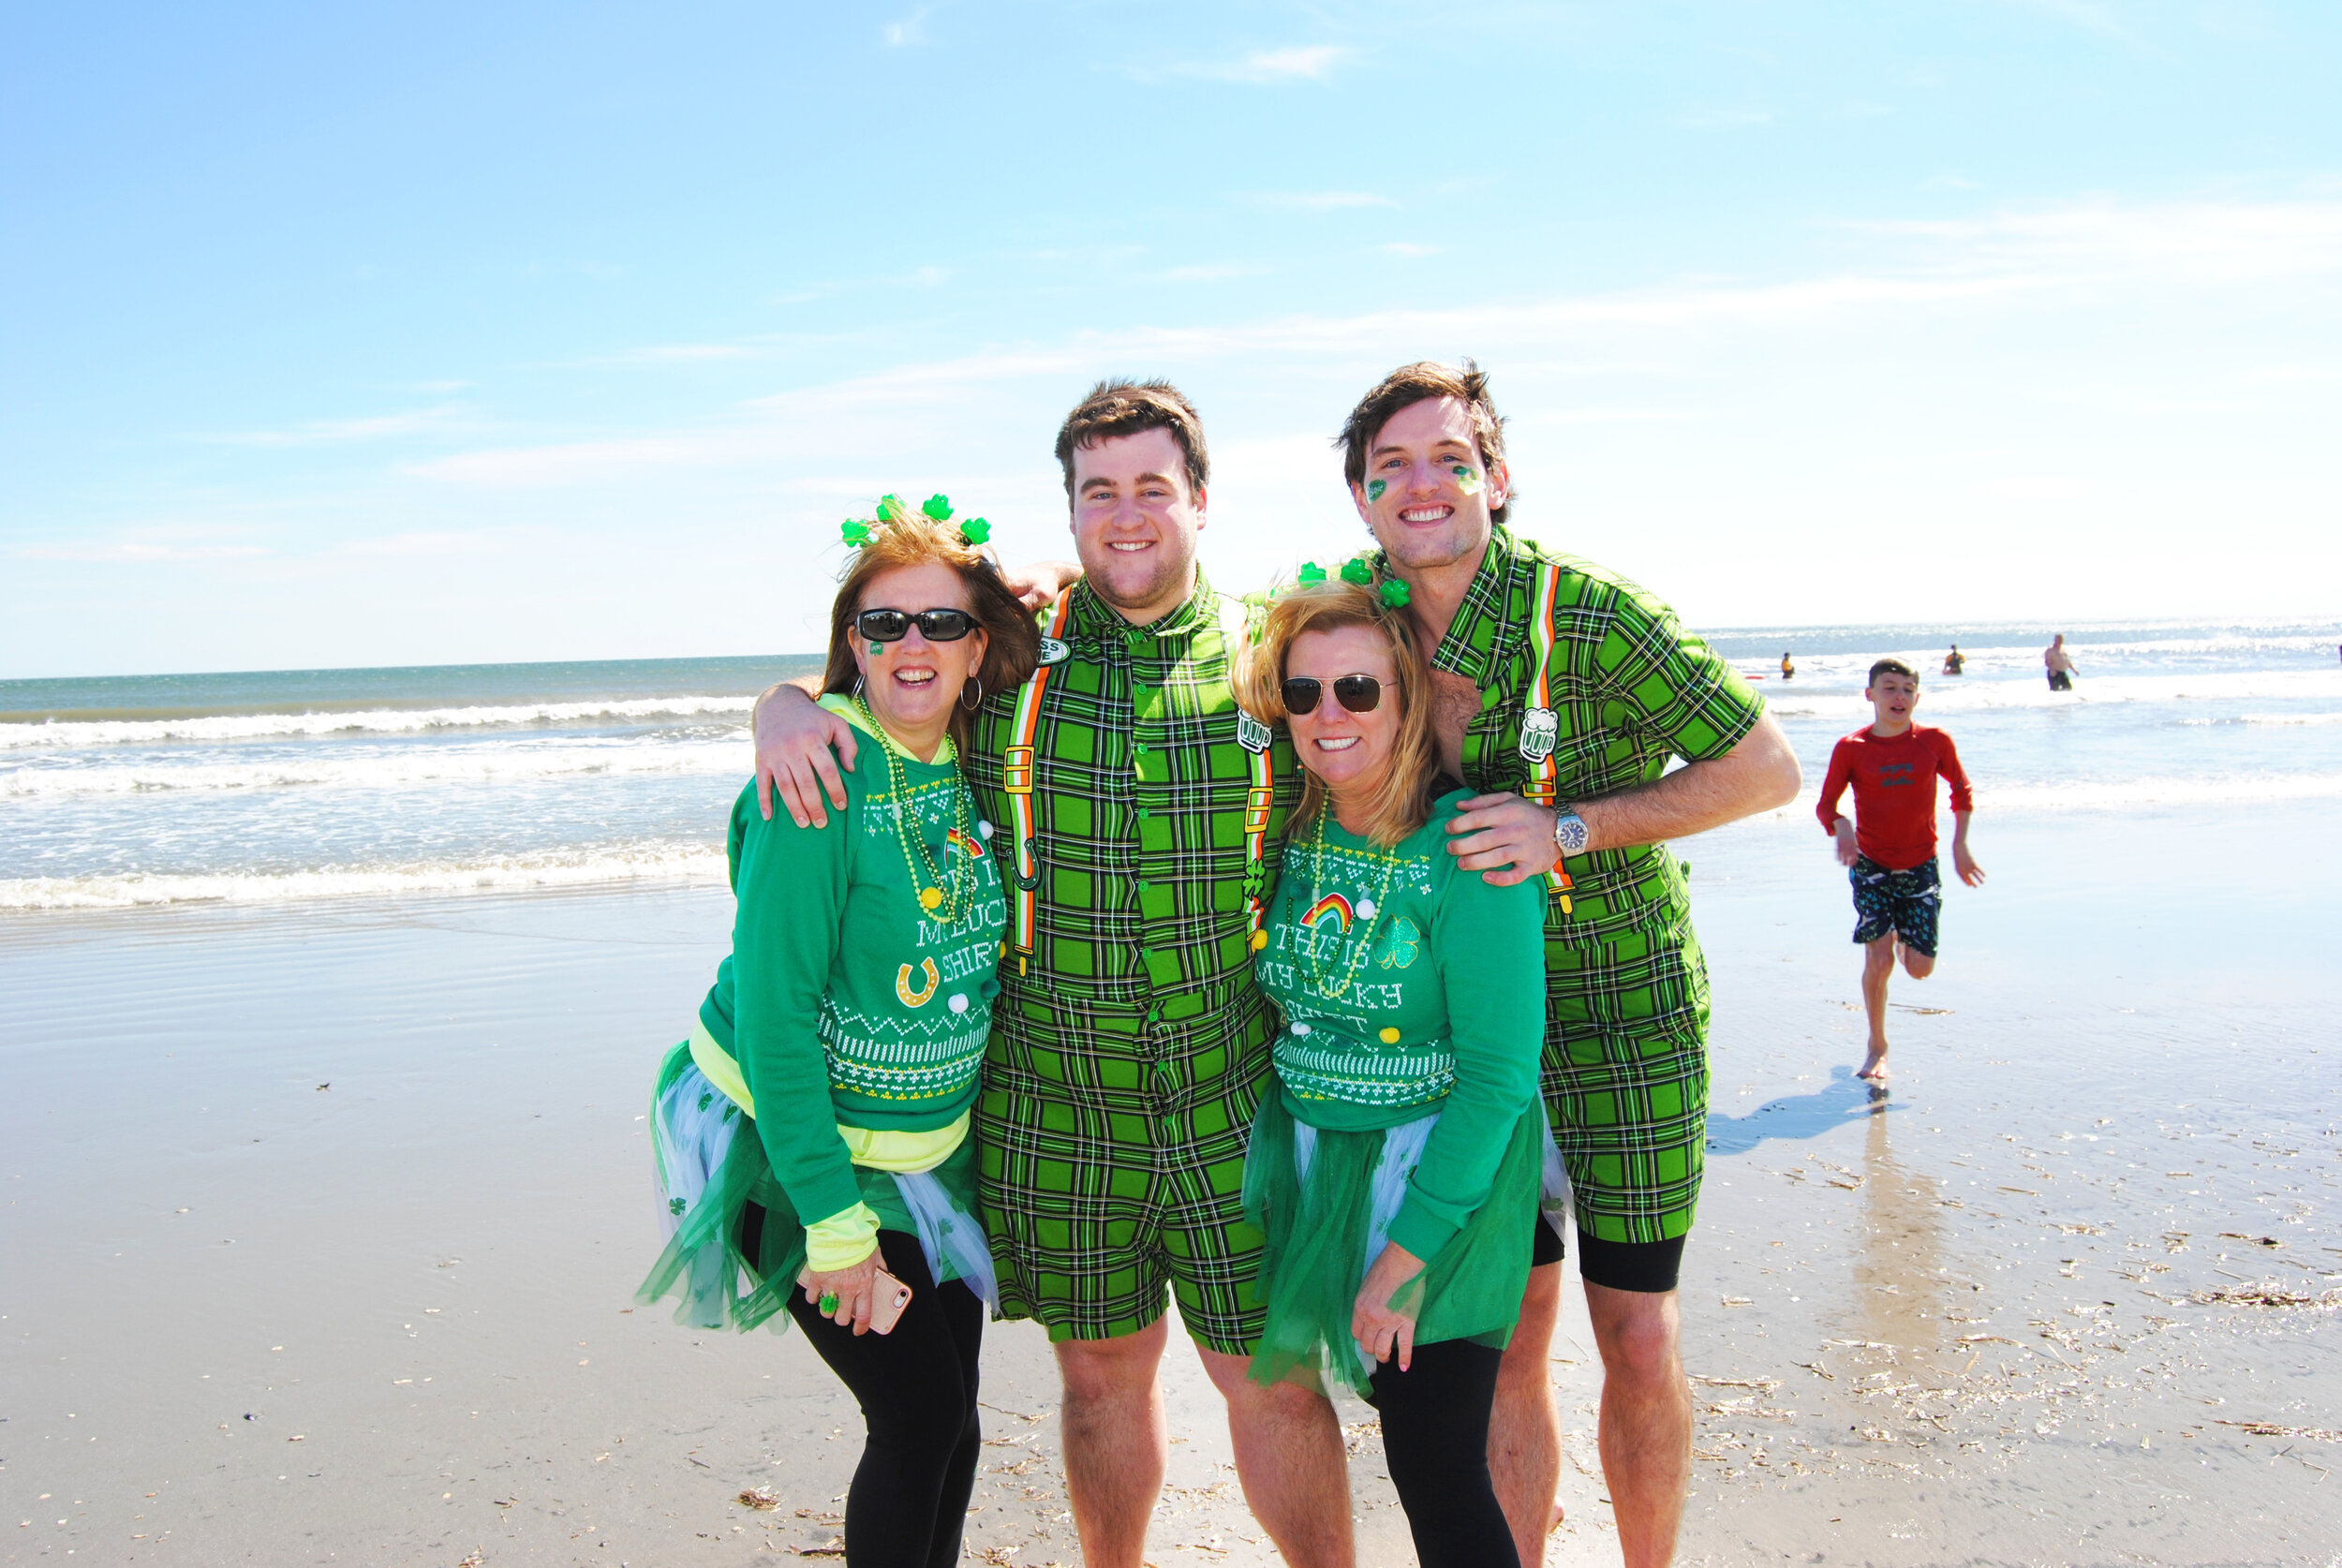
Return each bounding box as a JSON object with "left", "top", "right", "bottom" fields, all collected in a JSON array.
[
  {"left": 196, "top": 406, "right": 465, "bottom": 447},
  {"left": 15, "top": 540, "right": 269, "bottom": 563},
  {"left": 1381, "top": 243, "right": 1439, "bottom": 258},
  {"left": 1247, "top": 191, "right": 1395, "bottom": 211},
  {"left": 403, "top": 199, "right": 2342, "bottom": 491},
  {"left": 1850, "top": 200, "right": 2342, "bottom": 282},
  {"left": 882, "top": 8, "right": 930, "bottom": 46},
  {"left": 1169, "top": 45, "right": 1351, "bottom": 83},
  {"left": 336, "top": 530, "right": 495, "bottom": 557},
  {"left": 621, "top": 343, "right": 755, "bottom": 362}
]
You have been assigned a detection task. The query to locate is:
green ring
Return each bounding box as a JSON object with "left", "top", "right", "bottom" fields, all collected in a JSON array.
[{"left": 819, "top": 1292, "right": 840, "bottom": 1315}]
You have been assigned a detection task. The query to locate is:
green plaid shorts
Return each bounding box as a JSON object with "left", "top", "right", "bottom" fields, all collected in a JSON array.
[
  {"left": 977, "top": 1066, "right": 1268, "bottom": 1355},
  {"left": 1541, "top": 844, "right": 1712, "bottom": 1246}
]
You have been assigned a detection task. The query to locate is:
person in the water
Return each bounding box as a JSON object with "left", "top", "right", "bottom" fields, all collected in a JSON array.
[{"left": 1942, "top": 644, "right": 1964, "bottom": 676}]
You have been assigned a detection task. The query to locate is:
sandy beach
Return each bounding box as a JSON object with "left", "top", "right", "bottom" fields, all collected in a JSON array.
[{"left": 6, "top": 798, "right": 2337, "bottom": 1566}]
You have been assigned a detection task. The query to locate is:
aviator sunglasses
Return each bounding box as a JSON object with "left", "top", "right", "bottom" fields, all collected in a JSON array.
[
  {"left": 855, "top": 607, "right": 977, "bottom": 643},
  {"left": 1281, "top": 673, "right": 1385, "bottom": 716}
]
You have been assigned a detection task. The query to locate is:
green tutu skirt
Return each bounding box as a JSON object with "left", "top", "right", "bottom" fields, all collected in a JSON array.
[
  {"left": 1242, "top": 1092, "right": 1545, "bottom": 1398},
  {"left": 634, "top": 1041, "right": 995, "bottom": 1333}
]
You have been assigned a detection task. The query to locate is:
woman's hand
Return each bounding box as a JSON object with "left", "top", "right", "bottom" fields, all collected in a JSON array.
[
  {"left": 800, "top": 1242, "right": 886, "bottom": 1336},
  {"left": 1352, "top": 1239, "right": 1427, "bottom": 1371}
]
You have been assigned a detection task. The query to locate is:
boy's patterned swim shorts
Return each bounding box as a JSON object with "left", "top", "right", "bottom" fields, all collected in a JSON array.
[{"left": 1850, "top": 854, "right": 1941, "bottom": 956}]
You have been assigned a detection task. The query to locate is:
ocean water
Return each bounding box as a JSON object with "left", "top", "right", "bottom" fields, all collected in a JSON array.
[{"left": 3, "top": 621, "right": 2336, "bottom": 912}]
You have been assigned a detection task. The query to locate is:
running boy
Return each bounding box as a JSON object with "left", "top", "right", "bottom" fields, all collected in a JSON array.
[{"left": 1816, "top": 659, "right": 1984, "bottom": 1083}]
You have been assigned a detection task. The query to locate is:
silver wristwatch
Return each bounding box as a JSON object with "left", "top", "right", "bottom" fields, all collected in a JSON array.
[{"left": 1551, "top": 806, "right": 1590, "bottom": 859}]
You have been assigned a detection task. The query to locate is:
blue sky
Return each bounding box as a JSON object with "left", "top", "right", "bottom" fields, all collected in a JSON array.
[{"left": 4, "top": 1, "right": 2338, "bottom": 677}]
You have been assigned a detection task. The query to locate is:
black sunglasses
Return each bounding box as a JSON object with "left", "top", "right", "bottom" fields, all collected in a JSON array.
[
  {"left": 1281, "top": 674, "right": 1384, "bottom": 716},
  {"left": 856, "top": 607, "right": 977, "bottom": 643}
]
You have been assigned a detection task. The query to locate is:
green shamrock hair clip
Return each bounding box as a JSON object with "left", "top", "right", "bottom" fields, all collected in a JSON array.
[
  {"left": 959, "top": 517, "right": 991, "bottom": 545},
  {"left": 841, "top": 519, "right": 873, "bottom": 547},
  {"left": 1339, "top": 557, "right": 1374, "bottom": 587},
  {"left": 922, "top": 494, "right": 953, "bottom": 522},
  {"left": 1297, "top": 561, "right": 1327, "bottom": 584},
  {"left": 1379, "top": 578, "right": 1411, "bottom": 609},
  {"left": 876, "top": 494, "right": 910, "bottom": 524}
]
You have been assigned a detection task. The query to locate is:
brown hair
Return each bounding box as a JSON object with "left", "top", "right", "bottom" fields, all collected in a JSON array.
[
  {"left": 1235, "top": 575, "right": 1442, "bottom": 848},
  {"left": 820, "top": 516, "right": 1041, "bottom": 746},
  {"left": 1867, "top": 658, "right": 1919, "bottom": 685},
  {"left": 1335, "top": 359, "right": 1511, "bottom": 525},
  {"left": 1053, "top": 379, "right": 1209, "bottom": 502}
]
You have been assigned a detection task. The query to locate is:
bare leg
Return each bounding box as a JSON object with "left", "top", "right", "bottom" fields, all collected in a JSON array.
[
  {"left": 1196, "top": 1344, "right": 1355, "bottom": 1568},
  {"left": 1903, "top": 949, "right": 1935, "bottom": 982},
  {"left": 1583, "top": 1282, "right": 1691, "bottom": 1568},
  {"left": 1055, "top": 1318, "right": 1170, "bottom": 1568},
  {"left": 1490, "top": 1261, "right": 1564, "bottom": 1565},
  {"left": 1858, "top": 932, "right": 1897, "bottom": 1081}
]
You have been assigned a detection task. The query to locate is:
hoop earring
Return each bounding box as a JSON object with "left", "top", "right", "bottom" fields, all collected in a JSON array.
[
  {"left": 960, "top": 675, "right": 984, "bottom": 712},
  {"left": 852, "top": 673, "right": 865, "bottom": 701}
]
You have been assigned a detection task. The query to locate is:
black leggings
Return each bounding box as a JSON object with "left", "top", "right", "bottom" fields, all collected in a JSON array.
[
  {"left": 1366, "top": 1337, "right": 1519, "bottom": 1568},
  {"left": 784, "top": 1230, "right": 983, "bottom": 1568}
]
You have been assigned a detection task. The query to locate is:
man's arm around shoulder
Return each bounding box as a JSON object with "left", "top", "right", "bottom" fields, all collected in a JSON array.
[
  {"left": 1446, "top": 712, "right": 1802, "bottom": 885},
  {"left": 751, "top": 678, "right": 859, "bottom": 829}
]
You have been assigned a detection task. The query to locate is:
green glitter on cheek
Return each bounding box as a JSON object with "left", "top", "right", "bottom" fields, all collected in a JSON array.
[
  {"left": 1367, "top": 479, "right": 1386, "bottom": 501},
  {"left": 1451, "top": 465, "right": 1483, "bottom": 496}
]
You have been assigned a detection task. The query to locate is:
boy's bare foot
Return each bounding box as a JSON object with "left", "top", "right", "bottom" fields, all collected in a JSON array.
[
  {"left": 1858, "top": 1044, "right": 1890, "bottom": 1082},
  {"left": 1549, "top": 1501, "right": 1565, "bottom": 1534}
]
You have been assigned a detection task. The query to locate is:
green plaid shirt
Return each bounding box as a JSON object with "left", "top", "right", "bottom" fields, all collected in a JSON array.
[
  {"left": 1397, "top": 525, "right": 1765, "bottom": 925},
  {"left": 962, "top": 571, "right": 1301, "bottom": 1107},
  {"left": 1390, "top": 526, "right": 1766, "bottom": 1242}
]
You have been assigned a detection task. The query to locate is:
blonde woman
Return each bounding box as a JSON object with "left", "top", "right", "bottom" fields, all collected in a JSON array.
[
  {"left": 638, "top": 496, "right": 1037, "bottom": 1568},
  {"left": 1235, "top": 564, "right": 1549, "bottom": 1568}
]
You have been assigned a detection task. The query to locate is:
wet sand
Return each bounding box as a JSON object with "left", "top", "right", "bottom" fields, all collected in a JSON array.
[{"left": 4, "top": 800, "right": 2336, "bottom": 1565}]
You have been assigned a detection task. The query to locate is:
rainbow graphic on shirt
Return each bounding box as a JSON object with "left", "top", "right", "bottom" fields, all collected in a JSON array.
[
  {"left": 1300, "top": 892, "right": 1356, "bottom": 933},
  {"left": 942, "top": 828, "right": 986, "bottom": 860}
]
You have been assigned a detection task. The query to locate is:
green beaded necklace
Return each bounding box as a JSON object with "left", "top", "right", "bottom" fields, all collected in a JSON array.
[
  {"left": 856, "top": 694, "right": 975, "bottom": 925},
  {"left": 1290, "top": 806, "right": 1400, "bottom": 1000}
]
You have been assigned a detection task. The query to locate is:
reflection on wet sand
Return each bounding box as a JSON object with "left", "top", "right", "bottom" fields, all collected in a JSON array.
[{"left": 1850, "top": 1087, "right": 1954, "bottom": 1366}]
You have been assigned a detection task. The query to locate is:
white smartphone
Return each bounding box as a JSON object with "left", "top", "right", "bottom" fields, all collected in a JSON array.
[{"left": 867, "top": 1268, "right": 913, "bottom": 1335}]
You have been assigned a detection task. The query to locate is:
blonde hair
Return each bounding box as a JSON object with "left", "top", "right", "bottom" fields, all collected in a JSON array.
[
  {"left": 1235, "top": 575, "right": 1441, "bottom": 848},
  {"left": 822, "top": 516, "right": 1040, "bottom": 747}
]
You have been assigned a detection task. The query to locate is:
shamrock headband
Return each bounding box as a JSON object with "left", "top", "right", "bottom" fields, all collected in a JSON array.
[
  {"left": 840, "top": 493, "right": 992, "bottom": 550},
  {"left": 1294, "top": 555, "right": 1411, "bottom": 611}
]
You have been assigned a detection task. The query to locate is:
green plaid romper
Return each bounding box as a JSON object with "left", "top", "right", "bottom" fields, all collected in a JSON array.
[
  {"left": 961, "top": 575, "right": 1299, "bottom": 1352},
  {"left": 1383, "top": 526, "right": 1768, "bottom": 1246}
]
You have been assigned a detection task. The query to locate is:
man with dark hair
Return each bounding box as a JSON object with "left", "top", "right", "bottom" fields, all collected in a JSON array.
[
  {"left": 2045, "top": 633, "right": 2078, "bottom": 691},
  {"left": 1337, "top": 359, "right": 1802, "bottom": 1568},
  {"left": 1816, "top": 658, "right": 1984, "bottom": 1083},
  {"left": 750, "top": 380, "right": 1355, "bottom": 1568}
]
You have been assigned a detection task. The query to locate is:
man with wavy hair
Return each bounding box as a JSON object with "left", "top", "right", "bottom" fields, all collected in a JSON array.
[{"left": 1338, "top": 361, "right": 1801, "bottom": 1568}]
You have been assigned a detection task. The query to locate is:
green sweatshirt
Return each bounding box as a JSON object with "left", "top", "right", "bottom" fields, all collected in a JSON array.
[
  {"left": 722, "top": 707, "right": 1008, "bottom": 1235},
  {"left": 1253, "top": 788, "right": 1547, "bottom": 1262}
]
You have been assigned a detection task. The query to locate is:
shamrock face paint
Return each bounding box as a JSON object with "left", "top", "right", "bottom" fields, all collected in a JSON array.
[
  {"left": 1450, "top": 465, "right": 1484, "bottom": 496},
  {"left": 870, "top": 642, "right": 886, "bottom": 658},
  {"left": 1366, "top": 479, "right": 1386, "bottom": 502}
]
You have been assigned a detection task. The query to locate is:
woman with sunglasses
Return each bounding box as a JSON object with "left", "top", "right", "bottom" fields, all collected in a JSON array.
[
  {"left": 1234, "top": 564, "right": 1549, "bottom": 1568},
  {"left": 638, "top": 496, "right": 1037, "bottom": 1568}
]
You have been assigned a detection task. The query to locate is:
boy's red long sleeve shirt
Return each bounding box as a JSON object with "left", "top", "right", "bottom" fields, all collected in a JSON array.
[{"left": 1816, "top": 724, "right": 1974, "bottom": 870}]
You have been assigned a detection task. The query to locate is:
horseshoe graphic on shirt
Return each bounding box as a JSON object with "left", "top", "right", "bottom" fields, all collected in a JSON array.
[{"left": 897, "top": 958, "right": 941, "bottom": 1008}]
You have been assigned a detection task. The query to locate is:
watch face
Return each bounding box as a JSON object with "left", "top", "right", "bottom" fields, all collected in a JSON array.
[{"left": 1554, "top": 813, "right": 1590, "bottom": 855}]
